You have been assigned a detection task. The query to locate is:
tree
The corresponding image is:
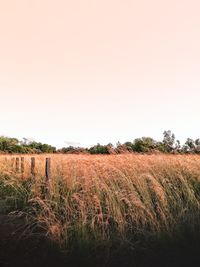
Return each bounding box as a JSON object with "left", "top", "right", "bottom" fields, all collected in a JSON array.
[
  {"left": 28, "top": 141, "right": 56, "bottom": 153},
  {"left": 0, "top": 136, "right": 19, "bottom": 153},
  {"left": 89, "top": 143, "right": 110, "bottom": 154},
  {"left": 58, "top": 146, "right": 88, "bottom": 154},
  {"left": 195, "top": 139, "right": 200, "bottom": 153},
  {"left": 182, "top": 138, "right": 200, "bottom": 153},
  {"left": 162, "top": 130, "right": 176, "bottom": 153},
  {"left": 123, "top": 142, "right": 134, "bottom": 152},
  {"left": 174, "top": 139, "right": 181, "bottom": 153},
  {"left": 132, "top": 137, "right": 157, "bottom": 153}
]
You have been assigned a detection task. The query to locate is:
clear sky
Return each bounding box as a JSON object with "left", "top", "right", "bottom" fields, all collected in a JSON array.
[{"left": 0, "top": 0, "right": 200, "bottom": 148}]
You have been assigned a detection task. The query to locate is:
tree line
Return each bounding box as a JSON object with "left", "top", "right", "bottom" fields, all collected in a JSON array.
[{"left": 0, "top": 131, "right": 200, "bottom": 154}]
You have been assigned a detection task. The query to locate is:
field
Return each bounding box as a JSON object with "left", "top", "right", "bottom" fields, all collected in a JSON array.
[{"left": 0, "top": 154, "right": 200, "bottom": 267}]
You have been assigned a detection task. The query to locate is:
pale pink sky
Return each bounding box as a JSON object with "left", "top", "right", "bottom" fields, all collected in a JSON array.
[{"left": 0, "top": 0, "right": 200, "bottom": 148}]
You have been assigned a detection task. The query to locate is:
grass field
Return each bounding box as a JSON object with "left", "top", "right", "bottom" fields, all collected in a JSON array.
[{"left": 0, "top": 154, "right": 200, "bottom": 266}]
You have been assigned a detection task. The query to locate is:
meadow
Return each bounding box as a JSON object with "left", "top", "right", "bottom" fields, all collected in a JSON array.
[{"left": 0, "top": 154, "right": 200, "bottom": 266}]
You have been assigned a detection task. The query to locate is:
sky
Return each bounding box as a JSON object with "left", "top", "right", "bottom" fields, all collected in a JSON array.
[{"left": 0, "top": 0, "right": 200, "bottom": 148}]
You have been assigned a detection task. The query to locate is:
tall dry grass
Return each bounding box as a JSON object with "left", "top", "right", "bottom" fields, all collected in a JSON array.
[{"left": 0, "top": 154, "right": 200, "bottom": 250}]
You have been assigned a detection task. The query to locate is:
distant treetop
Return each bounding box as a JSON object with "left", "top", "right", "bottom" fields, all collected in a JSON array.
[{"left": 0, "top": 131, "right": 199, "bottom": 154}]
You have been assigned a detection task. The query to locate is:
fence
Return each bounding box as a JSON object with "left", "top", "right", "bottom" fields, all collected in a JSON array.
[{"left": 12, "top": 157, "right": 51, "bottom": 182}]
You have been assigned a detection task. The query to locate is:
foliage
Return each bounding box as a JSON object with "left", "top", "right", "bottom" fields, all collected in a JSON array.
[
  {"left": 132, "top": 137, "right": 157, "bottom": 153},
  {"left": 0, "top": 136, "right": 56, "bottom": 154},
  {"left": 0, "top": 131, "right": 200, "bottom": 154},
  {"left": 182, "top": 138, "right": 200, "bottom": 153},
  {"left": 27, "top": 141, "right": 56, "bottom": 153},
  {"left": 57, "top": 146, "right": 89, "bottom": 154},
  {"left": 89, "top": 143, "right": 111, "bottom": 154}
]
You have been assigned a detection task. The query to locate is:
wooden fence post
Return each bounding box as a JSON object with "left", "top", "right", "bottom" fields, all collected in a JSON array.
[
  {"left": 31, "top": 157, "right": 36, "bottom": 178},
  {"left": 11, "top": 158, "right": 15, "bottom": 170},
  {"left": 16, "top": 157, "right": 20, "bottom": 172},
  {"left": 45, "top": 158, "right": 51, "bottom": 182},
  {"left": 21, "top": 157, "right": 24, "bottom": 174}
]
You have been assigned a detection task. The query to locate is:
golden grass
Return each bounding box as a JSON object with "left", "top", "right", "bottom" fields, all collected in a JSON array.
[{"left": 0, "top": 153, "right": 200, "bottom": 249}]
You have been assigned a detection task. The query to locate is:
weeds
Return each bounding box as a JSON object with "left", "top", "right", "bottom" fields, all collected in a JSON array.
[{"left": 0, "top": 154, "right": 200, "bottom": 253}]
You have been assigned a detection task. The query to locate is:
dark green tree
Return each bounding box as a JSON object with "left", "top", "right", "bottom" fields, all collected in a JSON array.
[{"left": 132, "top": 137, "right": 157, "bottom": 153}]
